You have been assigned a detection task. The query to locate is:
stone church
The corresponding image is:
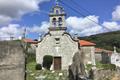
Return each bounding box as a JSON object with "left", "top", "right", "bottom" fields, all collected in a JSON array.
[{"left": 36, "top": 3, "right": 95, "bottom": 70}]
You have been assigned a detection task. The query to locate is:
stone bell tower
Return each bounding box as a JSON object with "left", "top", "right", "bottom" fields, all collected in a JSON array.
[
  {"left": 36, "top": 1, "right": 78, "bottom": 70},
  {"left": 49, "top": 2, "right": 67, "bottom": 31}
]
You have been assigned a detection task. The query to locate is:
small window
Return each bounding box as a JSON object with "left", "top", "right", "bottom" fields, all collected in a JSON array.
[
  {"left": 53, "top": 18, "right": 56, "bottom": 22},
  {"left": 58, "top": 17, "right": 62, "bottom": 22},
  {"left": 58, "top": 17, "right": 62, "bottom": 26},
  {"left": 56, "top": 42, "right": 59, "bottom": 44},
  {"left": 56, "top": 10, "right": 59, "bottom": 14},
  {"left": 52, "top": 18, "right": 56, "bottom": 27},
  {"left": 55, "top": 38, "right": 60, "bottom": 41},
  {"left": 116, "top": 59, "right": 119, "bottom": 61},
  {"left": 53, "top": 22, "right": 56, "bottom": 27}
]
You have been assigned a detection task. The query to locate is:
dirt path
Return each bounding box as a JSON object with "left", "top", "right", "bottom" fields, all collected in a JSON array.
[{"left": 111, "top": 74, "right": 120, "bottom": 80}]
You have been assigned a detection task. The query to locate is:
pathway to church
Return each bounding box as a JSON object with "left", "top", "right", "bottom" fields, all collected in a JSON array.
[{"left": 111, "top": 74, "right": 120, "bottom": 80}]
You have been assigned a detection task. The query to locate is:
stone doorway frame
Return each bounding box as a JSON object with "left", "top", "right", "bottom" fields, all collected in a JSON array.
[{"left": 53, "top": 56, "right": 62, "bottom": 70}]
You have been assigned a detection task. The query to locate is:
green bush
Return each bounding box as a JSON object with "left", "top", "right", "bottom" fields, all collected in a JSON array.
[
  {"left": 86, "top": 64, "right": 93, "bottom": 70},
  {"left": 96, "top": 62, "right": 116, "bottom": 70},
  {"left": 27, "top": 53, "right": 35, "bottom": 63},
  {"left": 86, "top": 62, "right": 116, "bottom": 71},
  {"left": 36, "top": 64, "right": 42, "bottom": 70},
  {"left": 102, "top": 64, "right": 116, "bottom": 70},
  {"left": 43, "top": 55, "right": 53, "bottom": 70}
]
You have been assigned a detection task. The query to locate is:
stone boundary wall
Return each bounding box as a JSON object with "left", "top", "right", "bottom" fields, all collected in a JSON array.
[
  {"left": 0, "top": 41, "right": 25, "bottom": 80},
  {"left": 93, "top": 69, "right": 118, "bottom": 80}
]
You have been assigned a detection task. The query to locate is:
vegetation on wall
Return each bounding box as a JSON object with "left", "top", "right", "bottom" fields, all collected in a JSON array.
[
  {"left": 35, "top": 64, "right": 42, "bottom": 70},
  {"left": 27, "top": 53, "right": 36, "bottom": 63},
  {"left": 86, "top": 62, "right": 116, "bottom": 71}
]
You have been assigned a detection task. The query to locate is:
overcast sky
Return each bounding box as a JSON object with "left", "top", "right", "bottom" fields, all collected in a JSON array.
[{"left": 0, "top": 0, "right": 120, "bottom": 40}]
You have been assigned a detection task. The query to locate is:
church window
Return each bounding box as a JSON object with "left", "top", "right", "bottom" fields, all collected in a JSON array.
[
  {"left": 55, "top": 38, "right": 60, "bottom": 41},
  {"left": 58, "top": 17, "right": 62, "bottom": 26},
  {"left": 59, "top": 17, "right": 62, "bottom": 22},
  {"left": 116, "top": 59, "right": 119, "bottom": 61},
  {"left": 56, "top": 42, "right": 59, "bottom": 44},
  {"left": 56, "top": 10, "right": 59, "bottom": 14},
  {"left": 53, "top": 18, "right": 56, "bottom": 21},
  {"left": 52, "top": 18, "right": 56, "bottom": 27},
  {"left": 55, "top": 38, "right": 60, "bottom": 44}
]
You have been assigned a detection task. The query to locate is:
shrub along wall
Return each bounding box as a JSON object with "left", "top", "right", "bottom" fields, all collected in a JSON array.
[{"left": 43, "top": 55, "right": 53, "bottom": 70}]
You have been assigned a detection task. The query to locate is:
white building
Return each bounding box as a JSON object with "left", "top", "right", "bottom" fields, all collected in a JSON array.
[
  {"left": 111, "top": 47, "right": 120, "bottom": 67},
  {"left": 36, "top": 3, "right": 78, "bottom": 70},
  {"left": 36, "top": 3, "right": 96, "bottom": 70}
]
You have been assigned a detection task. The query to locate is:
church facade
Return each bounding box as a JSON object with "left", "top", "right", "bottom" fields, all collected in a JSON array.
[
  {"left": 36, "top": 4, "right": 79, "bottom": 70},
  {"left": 36, "top": 3, "right": 96, "bottom": 70}
]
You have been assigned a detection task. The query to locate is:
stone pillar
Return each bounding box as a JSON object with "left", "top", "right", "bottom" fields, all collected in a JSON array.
[{"left": 91, "top": 47, "right": 96, "bottom": 66}]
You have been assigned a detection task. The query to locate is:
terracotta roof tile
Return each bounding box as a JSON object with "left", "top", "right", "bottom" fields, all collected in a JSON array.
[
  {"left": 23, "top": 39, "right": 96, "bottom": 46},
  {"left": 79, "top": 40, "right": 96, "bottom": 46},
  {"left": 95, "top": 48, "right": 113, "bottom": 54},
  {"left": 95, "top": 48, "right": 103, "bottom": 52},
  {"left": 23, "top": 39, "right": 38, "bottom": 44}
]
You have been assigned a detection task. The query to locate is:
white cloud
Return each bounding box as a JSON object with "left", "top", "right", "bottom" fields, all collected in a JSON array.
[
  {"left": 2, "top": 16, "right": 120, "bottom": 40},
  {"left": 0, "top": 15, "right": 12, "bottom": 25},
  {"left": 28, "top": 21, "right": 49, "bottom": 33},
  {"left": 103, "top": 21, "right": 120, "bottom": 31},
  {"left": 66, "top": 15, "right": 103, "bottom": 36},
  {"left": 0, "top": 21, "right": 49, "bottom": 40},
  {"left": 0, "top": 24, "right": 24, "bottom": 40},
  {"left": 112, "top": 5, "right": 120, "bottom": 21},
  {"left": 1, "top": 14, "right": 120, "bottom": 40},
  {"left": 0, "top": 0, "right": 49, "bottom": 25},
  {"left": 80, "top": 26, "right": 103, "bottom": 36},
  {"left": 66, "top": 15, "right": 99, "bottom": 32},
  {"left": 66, "top": 15, "right": 120, "bottom": 36}
]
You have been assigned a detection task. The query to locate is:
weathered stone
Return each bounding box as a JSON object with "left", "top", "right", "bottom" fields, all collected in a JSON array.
[
  {"left": 36, "top": 2, "right": 96, "bottom": 71},
  {"left": 68, "top": 51, "right": 87, "bottom": 80},
  {"left": 0, "top": 41, "right": 25, "bottom": 80},
  {"left": 92, "top": 69, "right": 115, "bottom": 80},
  {"left": 36, "top": 32, "right": 78, "bottom": 70},
  {"left": 81, "top": 46, "right": 96, "bottom": 65},
  {"left": 36, "top": 3, "right": 79, "bottom": 70}
]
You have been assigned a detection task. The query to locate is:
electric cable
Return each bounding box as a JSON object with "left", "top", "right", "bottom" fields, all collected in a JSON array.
[{"left": 59, "top": 0, "right": 112, "bottom": 31}]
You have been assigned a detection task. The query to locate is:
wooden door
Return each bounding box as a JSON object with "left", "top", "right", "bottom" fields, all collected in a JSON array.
[{"left": 54, "top": 57, "right": 61, "bottom": 70}]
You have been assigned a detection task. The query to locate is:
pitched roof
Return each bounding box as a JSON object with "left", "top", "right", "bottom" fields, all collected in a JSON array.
[
  {"left": 95, "top": 48, "right": 103, "bottom": 53},
  {"left": 79, "top": 40, "right": 96, "bottom": 46},
  {"left": 23, "top": 38, "right": 96, "bottom": 46},
  {"left": 23, "top": 39, "right": 38, "bottom": 44},
  {"left": 95, "top": 48, "right": 113, "bottom": 54}
]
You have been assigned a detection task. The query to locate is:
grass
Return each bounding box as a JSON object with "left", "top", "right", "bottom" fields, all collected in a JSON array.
[
  {"left": 26, "top": 61, "right": 68, "bottom": 80},
  {"left": 26, "top": 53, "right": 116, "bottom": 80},
  {"left": 26, "top": 54, "right": 68, "bottom": 80},
  {"left": 26, "top": 60, "right": 36, "bottom": 80},
  {"left": 86, "top": 61, "right": 116, "bottom": 71}
]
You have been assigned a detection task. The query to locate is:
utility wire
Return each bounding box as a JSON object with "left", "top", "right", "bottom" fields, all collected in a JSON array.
[
  {"left": 59, "top": 0, "right": 112, "bottom": 31},
  {"left": 70, "top": 0, "right": 92, "bottom": 15},
  {"left": 30, "top": 10, "right": 49, "bottom": 16}
]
